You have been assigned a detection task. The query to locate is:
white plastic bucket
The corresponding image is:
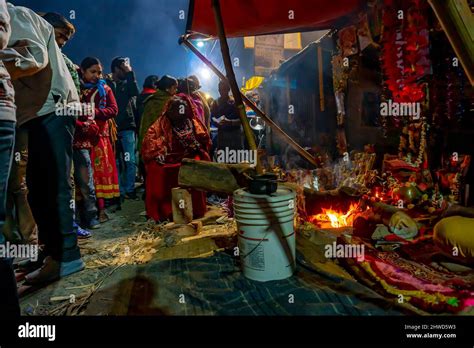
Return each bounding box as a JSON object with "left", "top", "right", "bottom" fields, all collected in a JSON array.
[
  {"left": 234, "top": 204, "right": 294, "bottom": 215},
  {"left": 234, "top": 186, "right": 296, "bottom": 282},
  {"left": 234, "top": 209, "right": 295, "bottom": 221}
]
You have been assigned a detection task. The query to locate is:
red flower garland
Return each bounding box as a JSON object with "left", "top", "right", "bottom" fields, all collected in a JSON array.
[{"left": 381, "top": 0, "right": 430, "bottom": 103}]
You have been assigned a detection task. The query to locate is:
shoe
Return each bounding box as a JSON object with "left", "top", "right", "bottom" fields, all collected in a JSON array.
[
  {"left": 124, "top": 191, "right": 139, "bottom": 200},
  {"left": 60, "top": 258, "right": 85, "bottom": 278},
  {"left": 16, "top": 248, "right": 46, "bottom": 273},
  {"left": 99, "top": 210, "right": 109, "bottom": 223},
  {"left": 24, "top": 256, "right": 59, "bottom": 285},
  {"left": 24, "top": 256, "right": 85, "bottom": 285},
  {"left": 77, "top": 225, "right": 92, "bottom": 239},
  {"left": 88, "top": 218, "right": 101, "bottom": 230}
]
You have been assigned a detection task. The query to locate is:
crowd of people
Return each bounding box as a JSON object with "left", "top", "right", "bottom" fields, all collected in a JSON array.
[{"left": 0, "top": 2, "right": 250, "bottom": 316}]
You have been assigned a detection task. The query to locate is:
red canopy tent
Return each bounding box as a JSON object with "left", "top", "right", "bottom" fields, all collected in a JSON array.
[
  {"left": 182, "top": 0, "right": 366, "bottom": 168},
  {"left": 186, "top": 0, "right": 366, "bottom": 37}
]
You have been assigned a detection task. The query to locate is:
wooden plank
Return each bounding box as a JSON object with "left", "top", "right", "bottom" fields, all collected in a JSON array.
[
  {"left": 429, "top": 0, "right": 474, "bottom": 85},
  {"left": 172, "top": 188, "right": 193, "bottom": 224}
]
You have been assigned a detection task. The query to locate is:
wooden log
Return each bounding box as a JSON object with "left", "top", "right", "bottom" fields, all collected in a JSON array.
[
  {"left": 178, "top": 159, "right": 256, "bottom": 194},
  {"left": 171, "top": 188, "right": 193, "bottom": 224},
  {"left": 181, "top": 225, "right": 236, "bottom": 243}
]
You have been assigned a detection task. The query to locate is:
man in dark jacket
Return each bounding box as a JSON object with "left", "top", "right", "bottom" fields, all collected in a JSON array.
[
  {"left": 107, "top": 57, "right": 140, "bottom": 200},
  {"left": 210, "top": 80, "right": 242, "bottom": 152}
]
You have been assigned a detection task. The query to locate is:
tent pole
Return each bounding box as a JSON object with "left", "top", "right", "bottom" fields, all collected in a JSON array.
[
  {"left": 211, "top": 0, "right": 262, "bottom": 174},
  {"left": 180, "top": 36, "right": 318, "bottom": 168}
]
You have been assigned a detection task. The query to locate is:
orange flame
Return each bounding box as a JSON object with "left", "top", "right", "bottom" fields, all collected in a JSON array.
[{"left": 311, "top": 203, "right": 359, "bottom": 228}]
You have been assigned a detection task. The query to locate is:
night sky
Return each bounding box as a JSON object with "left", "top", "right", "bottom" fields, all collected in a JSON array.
[{"left": 10, "top": 0, "right": 250, "bottom": 96}]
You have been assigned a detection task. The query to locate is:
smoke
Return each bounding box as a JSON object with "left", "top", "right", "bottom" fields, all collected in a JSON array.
[
  {"left": 14, "top": 0, "right": 190, "bottom": 86},
  {"left": 13, "top": 0, "right": 255, "bottom": 96}
]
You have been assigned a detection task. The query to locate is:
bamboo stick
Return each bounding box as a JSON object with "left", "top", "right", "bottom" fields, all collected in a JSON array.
[
  {"left": 428, "top": 0, "right": 474, "bottom": 85},
  {"left": 210, "top": 0, "right": 262, "bottom": 174},
  {"left": 317, "top": 46, "right": 325, "bottom": 111}
]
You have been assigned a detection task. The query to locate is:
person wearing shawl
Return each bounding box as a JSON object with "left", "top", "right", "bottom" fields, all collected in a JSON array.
[
  {"left": 80, "top": 57, "right": 119, "bottom": 223},
  {"left": 141, "top": 94, "right": 211, "bottom": 222},
  {"left": 188, "top": 75, "right": 211, "bottom": 131},
  {"left": 138, "top": 75, "right": 178, "bottom": 154},
  {"left": 178, "top": 77, "right": 207, "bottom": 126}
]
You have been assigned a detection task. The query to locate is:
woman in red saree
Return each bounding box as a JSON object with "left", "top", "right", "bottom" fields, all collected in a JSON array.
[
  {"left": 80, "top": 57, "right": 120, "bottom": 222},
  {"left": 141, "top": 93, "right": 211, "bottom": 222}
]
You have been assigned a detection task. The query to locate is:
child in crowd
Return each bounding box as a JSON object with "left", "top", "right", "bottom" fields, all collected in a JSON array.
[{"left": 80, "top": 57, "right": 120, "bottom": 222}]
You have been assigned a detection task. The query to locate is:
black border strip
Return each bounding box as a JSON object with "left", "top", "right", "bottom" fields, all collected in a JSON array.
[{"left": 185, "top": 0, "right": 195, "bottom": 34}]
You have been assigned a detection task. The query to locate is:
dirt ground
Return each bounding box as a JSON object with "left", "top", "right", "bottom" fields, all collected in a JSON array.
[{"left": 19, "top": 199, "right": 233, "bottom": 316}]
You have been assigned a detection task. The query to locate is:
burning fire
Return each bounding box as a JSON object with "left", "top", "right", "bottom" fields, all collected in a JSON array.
[{"left": 311, "top": 203, "right": 359, "bottom": 228}]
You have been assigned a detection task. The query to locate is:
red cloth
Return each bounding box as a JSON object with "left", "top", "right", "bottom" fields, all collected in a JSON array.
[
  {"left": 142, "top": 94, "right": 210, "bottom": 221},
  {"left": 90, "top": 135, "right": 120, "bottom": 199},
  {"left": 190, "top": 94, "right": 205, "bottom": 125},
  {"left": 80, "top": 85, "right": 119, "bottom": 137},
  {"left": 145, "top": 160, "right": 207, "bottom": 222},
  {"left": 384, "top": 159, "right": 421, "bottom": 172},
  {"left": 142, "top": 88, "right": 156, "bottom": 95},
  {"left": 187, "top": 0, "right": 364, "bottom": 38},
  {"left": 81, "top": 84, "right": 120, "bottom": 199},
  {"left": 74, "top": 85, "right": 117, "bottom": 149},
  {"left": 73, "top": 117, "right": 100, "bottom": 149},
  {"left": 141, "top": 94, "right": 211, "bottom": 163}
]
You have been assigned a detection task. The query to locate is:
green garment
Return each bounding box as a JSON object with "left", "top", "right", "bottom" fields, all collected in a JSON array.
[
  {"left": 62, "top": 53, "right": 80, "bottom": 93},
  {"left": 138, "top": 89, "right": 172, "bottom": 153}
]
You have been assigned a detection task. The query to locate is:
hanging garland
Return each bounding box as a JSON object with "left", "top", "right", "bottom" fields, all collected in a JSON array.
[
  {"left": 398, "top": 117, "right": 428, "bottom": 168},
  {"left": 381, "top": 0, "right": 430, "bottom": 104},
  {"left": 332, "top": 46, "right": 351, "bottom": 155},
  {"left": 381, "top": 0, "right": 431, "bottom": 168},
  {"left": 431, "top": 30, "right": 467, "bottom": 128}
]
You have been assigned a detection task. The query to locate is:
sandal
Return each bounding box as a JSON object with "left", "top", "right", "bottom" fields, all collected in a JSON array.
[
  {"left": 77, "top": 225, "right": 92, "bottom": 239},
  {"left": 99, "top": 210, "right": 109, "bottom": 223}
]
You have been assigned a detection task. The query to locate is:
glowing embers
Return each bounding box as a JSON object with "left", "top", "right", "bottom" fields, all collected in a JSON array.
[{"left": 310, "top": 203, "right": 359, "bottom": 229}]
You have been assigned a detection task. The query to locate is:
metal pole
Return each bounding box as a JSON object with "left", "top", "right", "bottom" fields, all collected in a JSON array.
[{"left": 180, "top": 35, "right": 318, "bottom": 168}]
